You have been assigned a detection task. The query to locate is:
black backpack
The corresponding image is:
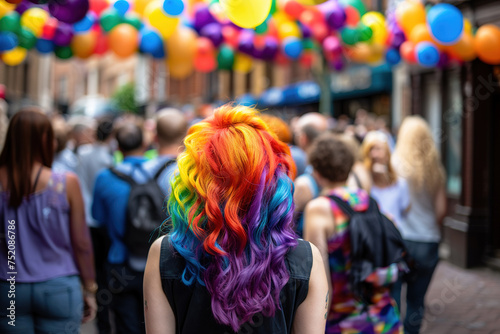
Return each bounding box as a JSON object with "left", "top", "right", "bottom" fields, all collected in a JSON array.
[
  {"left": 110, "top": 160, "right": 176, "bottom": 259},
  {"left": 328, "top": 195, "right": 411, "bottom": 305}
]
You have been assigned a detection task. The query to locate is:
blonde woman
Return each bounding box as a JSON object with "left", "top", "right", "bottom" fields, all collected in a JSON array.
[
  {"left": 361, "top": 131, "right": 410, "bottom": 227},
  {"left": 392, "top": 116, "right": 447, "bottom": 334}
]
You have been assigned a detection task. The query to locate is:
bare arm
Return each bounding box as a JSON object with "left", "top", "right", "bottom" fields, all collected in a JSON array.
[
  {"left": 66, "top": 172, "right": 96, "bottom": 323},
  {"left": 144, "top": 237, "right": 175, "bottom": 334},
  {"left": 303, "top": 197, "right": 334, "bottom": 306},
  {"left": 292, "top": 243, "right": 329, "bottom": 334},
  {"left": 435, "top": 185, "right": 447, "bottom": 225}
]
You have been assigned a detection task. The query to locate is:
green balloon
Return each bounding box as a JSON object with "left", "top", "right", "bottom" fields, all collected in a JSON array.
[
  {"left": 339, "top": 0, "right": 367, "bottom": 16},
  {"left": 17, "top": 28, "right": 37, "bottom": 50},
  {"left": 217, "top": 45, "right": 235, "bottom": 70},
  {"left": 357, "top": 23, "right": 373, "bottom": 42},
  {"left": 341, "top": 27, "right": 360, "bottom": 45},
  {"left": 0, "top": 12, "right": 20, "bottom": 34},
  {"left": 269, "top": 0, "right": 277, "bottom": 15},
  {"left": 255, "top": 20, "right": 268, "bottom": 35},
  {"left": 302, "top": 39, "right": 316, "bottom": 51},
  {"left": 124, "top": 13, "right": 142, "bottom": 30},
  {"left": 100, "top": 9, "right": 123, "bottom": 33},
  {"left": 55, "top": 46, "right": 73, "bottom": 60}
]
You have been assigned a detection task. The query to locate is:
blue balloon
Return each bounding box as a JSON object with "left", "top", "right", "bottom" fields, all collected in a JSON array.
[
  {"left": 139, "top": 28, "right": 163, "bottom": 55},
  {"left": 73, "top": 12, "right": 96, "bottom": 33},
  {"left": 0, "top": 32, "right": 18, "bottom": 52},
  {"left": 163, "top": 0, "right": 184, "bottom": 17},
  {"left": 416, "top": 42, "right": 440, "bottom": 67},
  {"left": 36, "top": 38, "right": 54, "bottom": 54},
  {"left": 151, "top": 45, "right": 165, "bottom": 59},
  {"left": 113, "top": 0, "right": 130, "bottom": 16},
  {"left": 283, "top": 37, "right": 303, "bottom": 60},
  {"left": 427, "top": 3, "right": 463, "bottom": 45},
  {"left": 385, "top": 48, "right": 401, "bottom": 65}
]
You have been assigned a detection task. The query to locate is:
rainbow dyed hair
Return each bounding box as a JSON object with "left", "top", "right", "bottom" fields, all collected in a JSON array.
[{"left": 166, "top": 105, "right": 297, "bottom": 331}]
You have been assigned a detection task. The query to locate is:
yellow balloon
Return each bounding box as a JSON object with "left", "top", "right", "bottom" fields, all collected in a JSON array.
[
  {"left": 233, "top": 53, "right": 253, "bottom": 73},
  {"left": 133, "top": 0, "right": 154, "bottom": 17},
  {"left": 278, "top": 21, "right": 301, "bottom": 39},
  {"left": 464, "top": 18, "right": 472, "bottom": 35},
  {"left": 395, "top": 0, "right": 426, "bottom": 36},
  {"left": 0, "top": 0, "right": 15, "bottom": 19},
  {"left": 2, "top": 47, "right": 27, "bottom": 66},
  {"left": 21, "top": 8, "right": 49, "bottom": 37},
  {"left": 145, "top": 0, "right": 180, "bottom": 39},
  {"left": 220, "top": 0, "right": 272, "bottom": 29},
  {"left": 361, "top": 11, "right": 387, "bottom": 45},
  {"left": 367, "top": 43, "right": 384, "bottom": 64},
  {"left": 166, "top": 27, "right": 196, "bottom": 79}
]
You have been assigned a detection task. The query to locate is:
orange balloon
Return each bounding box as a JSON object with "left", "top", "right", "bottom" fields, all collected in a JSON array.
[
  {"left": 396, "top": 0, "right": 426, "bottom": 36},
  {"left": 474, "top": 24, "right": 500, "bottom": 65},
  {"left": 400, "top": 41, "right": 416, "bottom": 63},
  {"left": 71, "top": 31, "right": 97, "bottom": 59},
  {"left": 345, "top": 43, "right": 371, "bottom": 63},
  {"left": 166, "top": 27, "right": 196, "bottom": 79},
  {"left": 409, "top": 23, "right": 445, "bottom": 51},
  {"left": 447, "top": 32, "right": 476, "bottom": 62},
  {"left": 109, "top": 24, "right": 139, "bottom": 58}
]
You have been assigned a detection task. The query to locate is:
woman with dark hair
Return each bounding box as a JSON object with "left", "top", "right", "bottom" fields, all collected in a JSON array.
[
  {"left": 143, "top": 105, "right": 328, "bottom": 334},
  {"left": 0, "top": 108, "right": 97, "bottom": 333}
]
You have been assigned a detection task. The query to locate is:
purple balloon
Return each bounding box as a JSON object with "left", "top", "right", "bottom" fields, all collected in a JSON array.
[
  {"left": 438, "top": 52, "right": 449, "bottom": 68},
  {"left": 330, "top": 59, "right": 344, "bottom": 71},
  {"left": 238, "top": 30, "right": 255, "bottom": 55},
  {"left": 325, "top": 3, "right": 346, "bottom": 30},
  {"left": 200, "top": 23, "right": 223, "bottom": 48},
  {"left": 193, "top": 6, "right": 217, "bottom": 32},
  {"left": 49, "top": 0, "right": 89, "bottom": 24},
  {"left": 53, "top": 23, "right": 74, "bottom": 46},
  {"left": 300, "top": 24, "right": 312, "bottom": 39},
  {"left": 390, "top": 30, "right": 406, "bottom": 49},
  {"left": 16, "top": 0, "right": 47, "bottom": 15},
  {"left": 253, "top": 37, "right": 278, "bottom": 60}
]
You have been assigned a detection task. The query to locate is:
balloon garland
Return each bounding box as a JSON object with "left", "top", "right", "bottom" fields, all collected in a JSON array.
[{"left": 0, "top": 0, "right": 499, "bottom": 77}]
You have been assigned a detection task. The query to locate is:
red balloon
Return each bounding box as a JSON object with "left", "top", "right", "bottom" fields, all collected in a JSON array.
[
  {"left": 284, "top": 1, "right": 305, "bottom": 20},
  {"left": 194, "top": 55, "right": 216, "bottom": 73},
  {"left": 400, "top": 41, "right": 417, "bottom": 63},
  {"left": 311, "top": 22, "right": 329, "bottom": 43},
  {"left": 5, "top": 0, "right": 23, "bottom": 4},
  {"left": 42, "top": 18, "right": 59, "bottom": 40},
  {"left": 275, "top": 51, "right": 291, "bottom": 65},
  {"left": 300, "top": 51, "right": 314, "bottom": 68},
  {"left": 222, "top": 25, "right": 240, "bottom": 49},
  {"left": 344, "top": 5, "right": 360, "bottom": 27},
  {"left": 300, "top": 8, "right": 324, "bottom": 27},
  {"left": 196, "top": 37, "right": 214, "bottom": 56},
  {"left": 90, "top": 0, "right": 109, "bottom": 15},
  {"left": 94, "top": 31, "right": 109, "bottom": 56}
]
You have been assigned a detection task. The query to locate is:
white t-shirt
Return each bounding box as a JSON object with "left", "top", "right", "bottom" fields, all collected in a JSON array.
[{"left": 371, "top": 178, "right": 410, "bottom": 228}]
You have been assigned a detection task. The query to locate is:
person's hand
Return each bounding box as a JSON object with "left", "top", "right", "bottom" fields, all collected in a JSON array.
[{"left": 82, "top": 293, "right": 97, "bottom": 323}]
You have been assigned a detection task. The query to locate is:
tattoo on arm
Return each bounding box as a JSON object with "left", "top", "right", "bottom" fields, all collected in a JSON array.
[
  {"left": 324, "top": 290, "right": 329, "bottom": 319},
  {"left": 145, "top": 299, "right": 148, "bottom": 311}
]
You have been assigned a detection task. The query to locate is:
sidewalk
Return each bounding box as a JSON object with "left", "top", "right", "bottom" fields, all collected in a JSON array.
[{"left": 81, "top": 261, "right": 500, "bottom": 334}]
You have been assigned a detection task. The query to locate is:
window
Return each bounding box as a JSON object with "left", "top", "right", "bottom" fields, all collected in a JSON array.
[{"left": 444, "top": 70, "right": 462, "bottom": 197}]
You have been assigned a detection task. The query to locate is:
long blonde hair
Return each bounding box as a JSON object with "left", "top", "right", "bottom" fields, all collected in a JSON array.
[
  {"left": 361, "top": 131, "right": 397, "bottom": 185},
  {"left": 393, "top": 116, "right": 445, "bottom": 194}
]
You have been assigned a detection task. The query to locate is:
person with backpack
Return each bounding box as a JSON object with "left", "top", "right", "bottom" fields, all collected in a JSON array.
[
  {"left": 92, "top": 122, "right": 150, "bottom": 334},
  {"left": 304, "top": 133, "right": 403, "bottom": 334}
]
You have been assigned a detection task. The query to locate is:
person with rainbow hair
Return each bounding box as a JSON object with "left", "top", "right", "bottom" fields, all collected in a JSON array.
[{"left": 143, "top": 105, "right": 328, "bottom": 334}]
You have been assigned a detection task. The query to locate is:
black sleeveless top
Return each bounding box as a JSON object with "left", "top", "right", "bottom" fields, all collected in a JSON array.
[{"left": 160, "top": 237, "right": 312, "bottom": 334}]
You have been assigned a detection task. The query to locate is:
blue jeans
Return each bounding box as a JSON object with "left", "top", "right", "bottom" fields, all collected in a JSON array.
[
  {"left": 0, "top": 275, "right": 82, "bottom": 334},
  {"left": 391, "top": 240, "right": 439, "bottom": 334}
]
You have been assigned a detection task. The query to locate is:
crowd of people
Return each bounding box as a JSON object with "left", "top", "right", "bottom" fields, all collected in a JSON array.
[{"left": 0, "top": 103, "right": 446, "bottom": 334}]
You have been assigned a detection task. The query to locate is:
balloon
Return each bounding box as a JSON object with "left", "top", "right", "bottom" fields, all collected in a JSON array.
[
  {"left": 310, "top": 22, "right": 328, "bottom": 42},
  {"left": 322, "top": 35, "right": 341, "bottom": 59},
  {"left": 133, "top": 0, "right": 153, "bottom": 17},
  {"left": 339, "top": 0, "right": 366, "bottom": 17},
  {"left": 299, "top": 8, "right": 323, "bottom": 27},
  {"left": 145, "top": 0, "right": 179, "bottom": 39},
  {"left": 192, "top": 4, "right": 217, "bottom": 32},
  {"left": 0, "top": 0, "right": 15, "bottom": 18},
  {"left": 21, "top": 8, "right": 49, "bottom": 37},
  {"left": 100, "top": 9, "right": 123, "bottom": 33},
  {"left": 416, "top": 41, "right": 440, "bottom": 67},
  {"left": 447, "top": 32, "right": 475, "bottom": 62},
  {"left": 396, "top": 0, "right": 426, "bottom": 36},
  {"left": 55, "top": 45, "right": 73, "bottom": 59},
  {"left": 345, "top": 42, "right": 370, "bottom": 62},
  {"left": 299, "top": 51, "right": 313, "bottom": 68},
  {"left": 409, "top": 23, "right": 435, "bottom": 45},
  {"left": 113, "top": 0, "right": 130, "bottom": 16},
  {"left": 254, "top": 20, "right": 268, "bottom": 35},
  {"left": 361, "top": 11, "right": 386, "bottom": 45},
  {"left": 219, "top": 0, "right": 272, "bottom": 29},
  {"left": 222, "top": 25, "right": 239, "bottom": 48},
  {"left": 71, "top": 30, "right": 96, "bottom": 58},
  {"left": 18, "top": 27, "right": 36, "bottom": 49},
  {"left": 2, "top": 46, "right": 27, "bottom": 65},
  {"left": 437, "top": 52, "right": 449, "bottom": 68},
  {"left": 233, "top": 52, "right": 252, "bottom": 73},
  {"left": 330, "top": 58, "right": 344, "bottom": 71},
  {"left": 53, "top": 23, "right": 74, "bottom": 46},
  {"left": 389, "top": 29, "right": 405, "bottom": 49},
  {"left": 42, "top": 17, "right": 57, "bottom": 39},
  {"left": 463, "top": 18, "right": 472, "bottom": 35},
  {"left": 357, "top": 23, "right": 372, "bottom": 42},
  {"left": 94, "top": 30, "right": 108, "bottom": 55},
  {"left": 385, "top": 47, "right": 401, "bottom": 65},
  {"left": 194, "top": 37, "right": 216, "bottom": 72},
  {"left": 74, "top": 12, "right": 96, "bottom": 33},
  {"left": 283, "top": 0, "right": 305, "bottom": 19},
  {"left": 139, "top": 27, "right": 162, "bottom": 54},
  {"left": 217, "top": 44, "right": 235, "bottom": 70},
  {"left": 6, "top": 0, "right": 22, "bottom": 4},
  {"left": 474, "top": 24, "right": 500, "bottom": 65},
  {"left": 124, "top": 13, "right": 142, "bottom": 30},
  {"left": 400, "top": 40, "right": 416, "bottom": 63},
  {"left": 341, "top": 26, "right": 359, "bottom": 45},
  {"left": 49, "top": 0, "right": 89, "bottom": 24},
  {"left": 89, "top": 0, "right": 109, "bottom": 15},
  {"left": 166, "top": 27, "right": 196, "bottom": 79},
  {"left": 278, "top": 20, "right": 301, "bottom": 39},
  {"left": 109, "top": 23, "right": 138, "bottom": 58},
  {"left": 343, "top": 5, "right": 359, "bottom": 27},
  {"left": 163, "top": 0, "right": 184, "bottom": 17},
  {"left": 367, "top": 43, "right": 384, "bottom": 63},
  {"left": 325, "top": 3, "right": 346, "bottom": 30},
  {"left": 427, "top": 3, "right": 463, "bottom": 45},
  {"left": 283, "top": 36, "right": 303, "bottom": 59},
  {"left": 200, "top": 22, "right": 223, "bottom": 47},
  {"left": 35, "top": 37, "right": 53, "bottom": 53},
  {"left": 252, "top": 36, "right": 278, "bottom": 60},
  {"left": 0, "top": 31, "right": 17, "bottom": 51},
  {"left": 0, "top": 11, "right": 20, "bottom": 33}
]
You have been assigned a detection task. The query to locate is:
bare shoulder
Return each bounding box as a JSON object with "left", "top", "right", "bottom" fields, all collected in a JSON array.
[
  {"left": 150, "top": 236, "right": 165, "bottom": 256},
  {"left": 65, "top": 172, "right": 81, "bottom": 188},
  {"left": 304, "top": 196, "right": 331, "bottom": 215}
]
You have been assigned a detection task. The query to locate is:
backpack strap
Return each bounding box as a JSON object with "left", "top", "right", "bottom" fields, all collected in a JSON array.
[
  {"left": 153, "top": 159, "right": 176, "bottom": 180},
  {"left": 110, "top": 167, "right": 137, "bottom": 185},
  {"left": 327, "top": 195, "right": 356, "bottom": 217}
]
